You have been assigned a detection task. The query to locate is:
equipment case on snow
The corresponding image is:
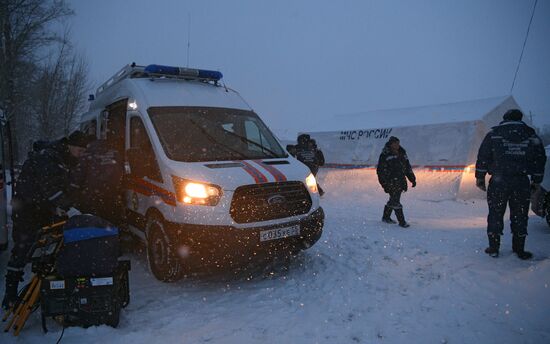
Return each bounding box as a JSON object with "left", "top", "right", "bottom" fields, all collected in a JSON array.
[
  {"left": 39, "top": 260, "right": 130, "bottom": 329},
  {"left": 31, "top": 215, "right": 131, "bottom": 330}
]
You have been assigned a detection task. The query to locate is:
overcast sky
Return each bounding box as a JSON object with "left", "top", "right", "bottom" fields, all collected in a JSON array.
[{"left": 68, "top": 0, "right": 550, "bottom": 137}]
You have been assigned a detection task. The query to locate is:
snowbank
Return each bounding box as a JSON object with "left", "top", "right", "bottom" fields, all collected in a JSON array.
[{"left": 1, "top": 169, "right": 549, "bottom": 343}]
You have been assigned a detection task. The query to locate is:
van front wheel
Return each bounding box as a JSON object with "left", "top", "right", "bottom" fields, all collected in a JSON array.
[{"left": 146, "top": 215, "right": 182, "bottom": 282}]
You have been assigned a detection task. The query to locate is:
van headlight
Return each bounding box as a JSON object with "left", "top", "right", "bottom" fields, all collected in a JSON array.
[
  {"left": 305, "top": 173, "right": 318, "bottom": 194},
  {"left": 172, "top": 176, "right": 222, "bottom": 206}
]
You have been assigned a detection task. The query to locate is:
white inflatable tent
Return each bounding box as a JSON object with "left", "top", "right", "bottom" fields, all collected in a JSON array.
[{"left": 305, "top": 95, "right": 525, "bottom": 200}]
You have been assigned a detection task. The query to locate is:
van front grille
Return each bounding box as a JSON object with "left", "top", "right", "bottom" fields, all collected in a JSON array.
[{"left": 230, "top": 182, "right": 312, "bottom": 224}]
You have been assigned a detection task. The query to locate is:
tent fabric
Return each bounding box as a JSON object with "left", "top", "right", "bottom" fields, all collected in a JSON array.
[
  {"left": 305, "top": 95, "right": 522, "bottom": 199},
  {"left": 312, "top": 95, "right": 517, "bottom": 131}
]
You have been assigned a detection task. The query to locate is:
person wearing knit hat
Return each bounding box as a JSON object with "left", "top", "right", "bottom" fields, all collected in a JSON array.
[
  {"left": 502, "top": 109, "right": 523, "bottom": 122},
  {"left": 66, "top": 130, "right": 93, "bottom": 160},
  {"left": 475, "top": 108, "right": 547, "bottom": 260},
  {"left": 376, "top": 136, "right": 417, "bottom": 228}
]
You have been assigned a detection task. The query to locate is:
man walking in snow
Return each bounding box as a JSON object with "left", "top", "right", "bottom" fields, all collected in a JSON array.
[
  {"left": 377, "top": 136, "right": 416, "bottom": 228},
  {"left": 475, "top": 109, "right": 546, "bottom": 259}
]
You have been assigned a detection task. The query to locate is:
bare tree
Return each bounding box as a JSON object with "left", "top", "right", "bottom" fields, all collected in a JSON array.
[
  {"left": 32, "top": 34, "right": 89, "bottom": 141},
  {"left": 0, "top": 0, "right": 73, "bottom": 163}
]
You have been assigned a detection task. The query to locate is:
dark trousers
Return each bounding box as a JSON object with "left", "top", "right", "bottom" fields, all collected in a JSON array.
[
  {"left": 487, "top": 175, "right": 530, "bottom": 237},
  {"left": 386, "top": 191, "right": 403, "bottom": 209}
]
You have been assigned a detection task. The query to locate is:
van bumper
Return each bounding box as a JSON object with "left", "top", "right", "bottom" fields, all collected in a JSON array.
[{"left": 166, "top": 207, "right": 324, "bottom": 268}]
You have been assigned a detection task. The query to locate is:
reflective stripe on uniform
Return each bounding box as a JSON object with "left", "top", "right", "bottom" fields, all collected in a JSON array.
[{"left": 48, "top": 191, "right": 63, "bottom": 201}]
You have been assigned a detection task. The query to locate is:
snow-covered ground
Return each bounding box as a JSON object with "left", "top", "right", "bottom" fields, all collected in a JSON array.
[{"left": 2, "top": 169, "right": 550, "bottom": 343}]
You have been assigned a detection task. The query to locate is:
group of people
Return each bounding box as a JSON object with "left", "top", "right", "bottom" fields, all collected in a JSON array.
[
  {"left": 374, "top": 109, "right": 546, "bottom": 261},
  {"left": 2, "top": 107, "right": 547, "bottom": 310},
  {"left": 2, "top": 131, "right": 124, "bottom": 310}
]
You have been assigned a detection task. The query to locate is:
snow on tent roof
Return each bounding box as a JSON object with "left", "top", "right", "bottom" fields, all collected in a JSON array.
[{"left": 313, "top": 95, "right": 511, "bottom": 131}]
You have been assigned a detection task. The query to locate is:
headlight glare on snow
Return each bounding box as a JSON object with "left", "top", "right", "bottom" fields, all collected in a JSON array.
[{"left": 305, "top": 173, "right": 318, "bottom": 194}]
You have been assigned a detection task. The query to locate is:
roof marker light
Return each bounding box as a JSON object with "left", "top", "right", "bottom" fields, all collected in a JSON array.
[{"left": 144, "top": 64, "right": 223, "bottom": 81}]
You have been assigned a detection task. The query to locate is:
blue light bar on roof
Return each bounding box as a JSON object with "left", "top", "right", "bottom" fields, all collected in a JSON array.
[{"left": 144, "top": 64, "right": 223, "bottom": 81}]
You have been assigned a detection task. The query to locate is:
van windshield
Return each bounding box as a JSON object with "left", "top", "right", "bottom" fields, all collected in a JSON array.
[{"left": 148, "top": 107, "right": 288, "bottom": 162}]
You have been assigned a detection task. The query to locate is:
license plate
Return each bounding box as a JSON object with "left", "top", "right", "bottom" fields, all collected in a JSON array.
[{"left": 260, "top": 225, "right": 300, "bottom": 242}]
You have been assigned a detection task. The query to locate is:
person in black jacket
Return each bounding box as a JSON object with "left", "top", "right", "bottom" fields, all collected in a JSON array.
[
  {"left": 2, "top": 131, "right": 90, "bottom": 310},
  {"left": 294, "top": 134, "right": 326, "bottom": 196},
  {"left": 294, "top": 134, "right": 316, "bottom": 170},
  {"left": 475, "top": 109, "right": 546, "bottom": 259},
  {"left": 309, "top": 139, "right": 325, "bottom": 196},
  {"left": 376, "top": 136, "right": 416, "bottom": 227},
  {"left": 72, "top": 138, "right": 125, "bottom": 226}
]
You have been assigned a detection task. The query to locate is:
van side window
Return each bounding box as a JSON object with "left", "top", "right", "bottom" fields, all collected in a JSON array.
[{"left": 129, "top": 116, "right": 162, "bottom": 182}]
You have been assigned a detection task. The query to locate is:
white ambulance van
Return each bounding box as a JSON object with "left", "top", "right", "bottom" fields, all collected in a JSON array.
[{"left": 79, "top": 63, "right": 324, "bottom": 281}]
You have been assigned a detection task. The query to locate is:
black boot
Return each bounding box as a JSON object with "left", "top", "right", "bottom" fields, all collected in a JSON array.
[
  {"left": 382, "top": 206, "right": 396, "bottom": 224},
  {"left": 394, "top": 209, "right": 409, "bottom": 228},
  {"left": 512, "top": 235, "right": 533, "bottom": 260},
  {"left": 484, "top": 234, "right": 500, "bottom": 258},
  {"left": 2, "top": 270, "right": 23, "bottom": 310}
]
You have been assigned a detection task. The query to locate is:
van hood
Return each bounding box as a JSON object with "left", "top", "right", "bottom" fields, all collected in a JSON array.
[{"left": 166, "top": 158, "right": 311, "bottom": 191}]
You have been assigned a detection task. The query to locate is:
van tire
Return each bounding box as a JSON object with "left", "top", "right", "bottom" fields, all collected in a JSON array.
[{"left": 146, "top": 215, "right": 182, "bottom": 282}]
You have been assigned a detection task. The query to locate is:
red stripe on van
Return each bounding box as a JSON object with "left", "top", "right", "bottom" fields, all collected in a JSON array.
[
  {"left": 130, "top": 177, "right": 177, "bottom": 206},
  {"left": 239, "top": 160, "right": 268, "bottom": 183},
  {"left": 253, "top": 160, "right": 287, "bottom": 182}
]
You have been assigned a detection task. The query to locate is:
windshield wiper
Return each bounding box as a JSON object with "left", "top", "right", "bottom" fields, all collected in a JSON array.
[
  {"left": 188, "top": 119, "right": 247, "bottom": 159},
  {"left": 219, "top": 128, "right": 280, "bottom": 158}
]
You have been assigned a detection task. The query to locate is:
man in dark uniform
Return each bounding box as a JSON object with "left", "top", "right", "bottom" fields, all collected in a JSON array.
[
  {"left": 2, "top": 131, "right": 90, "bottom": 310},
  {"left": 377, "top": 136, "right": 417, "bottom": 228},
  {"left": 294, "top": 134, "right": 326, "bottom": 196},
  {"left": 294, "top": 134, "right": 316, "bottom": 170},
  {"left": 72, "top": 138, "right": 125, "bottom": 226},
  {"left": 475, "top": 109, "right": 546, "bottom": 259},
  {"left": 309, "top": 139, "right": 325, "bottom": 196}
]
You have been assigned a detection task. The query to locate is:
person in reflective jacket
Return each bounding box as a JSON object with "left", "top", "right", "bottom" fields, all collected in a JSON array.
[
  {"left": 475, "top": 109, "right": 546, "bottom": 259},
  {"left": 376, "top": 136, "right": 416, "bottom": 227},
  {"left": 294, "top": 134, "right": 326, "bottom": 196},
  {"left": 2, "top": 131, "right": 90, "bottom": 310},
  {"left": 294, "top": 134, "right": 316, "bottom": 171}
]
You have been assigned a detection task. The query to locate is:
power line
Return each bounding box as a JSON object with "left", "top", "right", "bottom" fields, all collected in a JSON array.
[{"left": 510, "top": 0, "right": 538, "bottom": 94}]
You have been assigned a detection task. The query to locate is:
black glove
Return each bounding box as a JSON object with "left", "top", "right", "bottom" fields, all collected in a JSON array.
[
  {"left": 476, "top": 178, "right": 486, "bottom": 192},
  {"left": 411, "top": 181, "right": 417, "bottom": 188}
]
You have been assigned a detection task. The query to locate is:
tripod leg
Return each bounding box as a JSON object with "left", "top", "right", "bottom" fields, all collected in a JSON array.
[
  {"left": 3, "top": 276, "right": 38, "bottom": 322},
  {"left": 14, "top": 279, "right": 41, "bottom": 336},
  {"left": 3, "top": 276, "right": 38, "bottom": 331}
]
